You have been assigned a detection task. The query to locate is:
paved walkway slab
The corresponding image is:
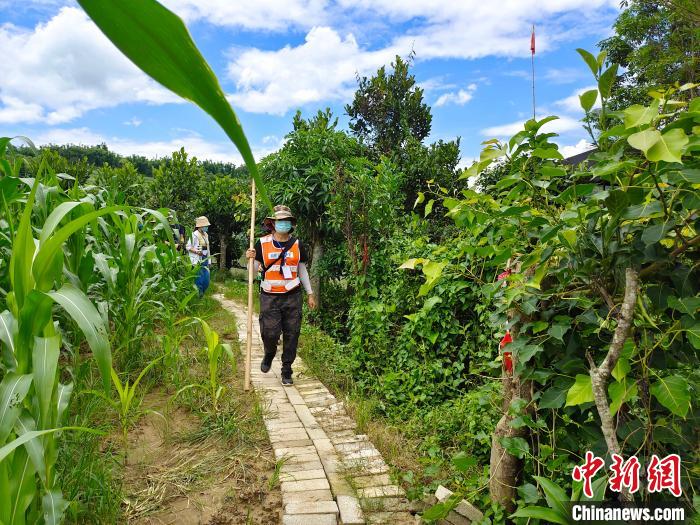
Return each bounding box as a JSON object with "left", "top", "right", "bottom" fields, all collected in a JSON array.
[{"left": 215, "top": 294, "right": 415, "bottom": 524}]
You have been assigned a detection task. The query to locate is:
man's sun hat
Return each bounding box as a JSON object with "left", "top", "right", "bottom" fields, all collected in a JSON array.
[
  {"left": 265, "top": 205, "right": 296, "bottom": 221},
  {"left": 195, "top": 216, "right": 211, "bottom": 228},
  {"left": 263, "top": 205, "right": 296, "bottom": 230}
]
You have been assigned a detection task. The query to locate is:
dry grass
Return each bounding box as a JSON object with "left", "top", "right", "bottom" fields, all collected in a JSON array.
[{"left": 120, "top": 297, "right": 282, "bottom": 524}]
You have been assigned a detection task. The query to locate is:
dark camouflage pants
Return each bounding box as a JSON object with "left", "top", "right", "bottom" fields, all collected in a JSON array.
[{"left": 259, "top": 288, "right": 302, "bottom": 377}]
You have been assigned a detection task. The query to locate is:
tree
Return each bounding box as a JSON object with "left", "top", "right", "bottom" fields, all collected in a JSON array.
[
  {"left": 599, "top": 0, "right": 700, "bottom": 108},
  {"left": 196, "top": 175, "right": 249, "bottom": 270},
  {"left": 400, "top": 137, "right": 462, "bottom": 212},
  {"left": 262, "top": 109, "right": 362, "bottom": 306},
  {"left": 91, "top": 160, "right": 146, "bottom": 206},
  {"left": 149, "top": 147, "right": 203, "bottom": 228},
  {"left": 346, "top": 54, "right": 432, "bottom": 157}
]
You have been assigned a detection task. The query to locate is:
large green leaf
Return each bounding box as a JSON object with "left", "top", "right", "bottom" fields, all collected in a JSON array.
[
  {"left": 14, "top": 413, "right": 47, "bottom": 484},
  {"left": 32, "top": 206, "right": 120, "bottom": 292},
  {"left": 8, "top": 448, "right": 36, "bottom": 525},
  {"left": 533, "top": 476, "right": 569, "bottom": 519},
  {"left": 650, "top": 375, "right": 690, "bottom": 418},
  {"left": 77, "top": 0, "right": 271, "bottom": 209},
  {"left": 628, "top": 128, "right": 688, "bottom": 163},
  {"left": 623, "top": 104, "right": 657, "bottom": 129},
  {"left": 55, "top": 383, "right": 73, "bottom": 426},
  {"left": 565, "top": 374, "right": 594, "bottom": 406},
  {"left": 0, "top": 311, "right": 18, "bottom": 369},
  {"left": 0, "top": 425, "right": 100, "bottom": 463},
  {"left": 499, "top": 436, "right": 529, "bottom": 459},
  {"left": 0, "top": 373, "right": 32, "bottom": 443},
  {"left": 39, "top": 202, "right": 86, "bottom": 244},
  {"left": 598, "top": 64, "right": 618, "bottom": 99},
  {"left": 47, "top": 285, "right": 111, "bottom": 393},
  {"left": 512, "top": 506, "right": 569, "bottom": 525},
  {"left": 9, "top": 177, "right": 40, "bottom": 311},
  {"left": 42, "top": 489, "right": 69, "bottom": 525},
  {"left": 577, "top": 48, "right": 599, "bottom": 77},
  {"left": 622, "top": 200, "right": 663, "bottom": 220},
  {"left": 628, "top": 129, "right": 661, "bottom": 156},
  {"left": 646, "top": 129, "right": 689, "bottom": 164},
  {"left": 609, "top": 379, "right": 637, "bottom": 415},
  {"left": 539, "top": 383, "right": 568, "bottom": 409},
  {"left": 32, "top": 336, "right": 60, "bottom": 428},
  {"left": 579, "top": 89, "right": 598, "bottom": 113}
]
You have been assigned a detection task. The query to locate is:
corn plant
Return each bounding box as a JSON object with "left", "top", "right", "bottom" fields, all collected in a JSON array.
[
  {"left": 92, "top": 209, "right": 178, "bottom": 369},
  {"left": 0, "top": 141, "right": 116, "bottom": 524},
  {"left": 88, "top": 357, "right": 163, "bottom": 463},
  {"left": 193, "top": 318, "right": 233, "bottom": 412}
]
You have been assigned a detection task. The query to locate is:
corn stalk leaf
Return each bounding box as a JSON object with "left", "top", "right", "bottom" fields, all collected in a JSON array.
[
  {"left": 47, "top": 285, "right": 111, "bottom": 393},
  {"left": 0, "top": 422, "right": 103, "bottom": 464},
  {"left": 9, "top": 448, "right": 36, "bottom": 525},
  {"left": 32, "top": 336, "right": 60, "bottom": 428},
  {"left": 0, "top": 373, "right": 33, "bottom": 443},
  {"left": 0, "top": 310, "right": 18, "bottom": 370},
  {"left": 77, "top": 0, "right": 271, "bottom": 209},
  {"left": 13, "top": 413, "right": 47, "bottom": 484},
  {"left": 55, "top": 383, "right": 73, "bottom": 426},
  {"left": 33, "top": 206, "right": 120, "bottom": 292},
  {"left": 42, "top": 489, "right": 69, "bottom": 525},
  {"left": 9, "top": 176, "right": 40, "bottom": 311}
]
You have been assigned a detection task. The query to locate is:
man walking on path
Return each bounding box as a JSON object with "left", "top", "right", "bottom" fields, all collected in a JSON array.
[
  {"left": 246, "top": 205, "right": 317, "bottom": 385},
  {"left": 187, "top": 215, "right": 212, "bottom": 296}
]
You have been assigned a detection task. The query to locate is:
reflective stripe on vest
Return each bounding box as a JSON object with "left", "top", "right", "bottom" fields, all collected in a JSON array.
[{"left": 260, "top": 235, "right": 301, "bottom": 294}]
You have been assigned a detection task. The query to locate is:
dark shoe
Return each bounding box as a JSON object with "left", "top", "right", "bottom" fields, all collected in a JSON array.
[
  {"left": 281, "top": 376, "right": 293, "bottom": 386},
  {"left": 260, "top": 360, "right": 271, "bottom": 373}
]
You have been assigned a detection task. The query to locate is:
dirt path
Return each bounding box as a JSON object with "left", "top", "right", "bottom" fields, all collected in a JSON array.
[
  {"left": 119, "top": 332, "right": 283, "bottom": 523},
  {"left": 214, "top": 294, "right": 417, "bottom": 525}
]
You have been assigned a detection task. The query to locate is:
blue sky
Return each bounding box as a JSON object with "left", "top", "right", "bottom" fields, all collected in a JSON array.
[{"left": 0, "top": 0, "right": 619, "bottom": 166}]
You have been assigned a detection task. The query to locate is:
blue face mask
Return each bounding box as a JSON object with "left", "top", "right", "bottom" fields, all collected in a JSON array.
[
  {"left": 275, "top": 220, "right": 292, "bottom": 233},
  {"left": 201, "top": 226, "right": 209, "bottom": 233}
]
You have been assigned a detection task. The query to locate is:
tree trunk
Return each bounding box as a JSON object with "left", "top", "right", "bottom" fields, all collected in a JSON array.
[
  {"left": 489, "top": 373, "right": 531, "bottom": 514},
  {"left": 587, "top": 267, "right": 638, "bottom": 503},
  {"left": 489, "top": 260, "right": 533, "bottom": 514},
  {"left": 219, "top": 231, "right": 229, "bottom": 271},
  {"left": 310, "top": 236, "right": 323, "bottom": 309}
]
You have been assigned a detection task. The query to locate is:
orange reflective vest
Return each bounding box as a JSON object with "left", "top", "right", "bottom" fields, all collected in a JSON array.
[{"left": 260, "top": 235, "right": 301, "bottom": 294}]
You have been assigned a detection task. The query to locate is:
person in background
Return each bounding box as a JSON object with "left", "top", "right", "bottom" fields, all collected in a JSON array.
[
  {"left": 168, "top": 211, "right": 186, "bottom": 252},
  {"left": 187, "top": 216, "right": 211, "bottom": 296},
  {"left": 246, "top": 205, "right": 317, "bottom": 385}
]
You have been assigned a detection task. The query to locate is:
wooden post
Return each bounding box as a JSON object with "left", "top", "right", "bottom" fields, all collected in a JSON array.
[{"left": 244, "top": 180, "right": 256, "bottom": 391}]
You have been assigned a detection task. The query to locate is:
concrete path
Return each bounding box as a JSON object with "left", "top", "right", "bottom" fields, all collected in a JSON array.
[{"left": 214, "top": 294, "right": 416, "bottom": 525}]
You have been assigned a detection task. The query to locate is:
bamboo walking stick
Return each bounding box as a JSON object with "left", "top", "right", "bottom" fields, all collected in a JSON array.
[{"left": 244, "top": 180, "right": 256, "bottom": 391}]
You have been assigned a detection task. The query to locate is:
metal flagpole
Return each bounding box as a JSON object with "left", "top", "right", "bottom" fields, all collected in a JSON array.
[
  {"left": 531, "top": 24, "right": 536, "bottom": 120},
  {"left": 244, "top": 180, "right": 256, "bottom": 391}
]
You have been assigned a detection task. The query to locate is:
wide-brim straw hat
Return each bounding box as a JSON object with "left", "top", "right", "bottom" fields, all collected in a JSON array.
[
  {"left": 195, "top": 216, "right": 211, "bottom": 228},
  {"left": 264, "top": 205, "right": 296, "bottom": 224}
]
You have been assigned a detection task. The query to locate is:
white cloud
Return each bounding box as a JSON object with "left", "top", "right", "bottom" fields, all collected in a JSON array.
[
  {"left": 417, "top": 77, "right": 457, "bottom": 93},
  {"left": 227, "top": 26, "right": 399, "bottom": 114},
  {"left": 32, "top": 127, "right": 283, "bottom": 164},
  {"left": 481, "top": 115, "right": 581, "bottom": 138},
  {"left": 160, "top": 0, "right": 328, "bottom": 31},
  {"left": 434, "top": 84, "right": 477, "bottom": 107},
  {"left": 0, "top": 7, "right": 180, "bottom": 125},
  {"left": 339, "top": 0, "right": 618, "bottom": 59},
  {"left": 554, "top": 85, "right": 599, "bottom": 114},
  {"left": 558, "top": 139, "right": 594, "bottom": 158},
  {"left": 543, "top": 67, "right": 586, "bottom": 84},
  {"left": 123, "top": 117, "right": 142, "bottom": 127},
  {"left": 226, "top": 0, "right": 618, "bottom": 114},
  {"left": 0, "top": 96, "right": 45, "bottom": 124}
]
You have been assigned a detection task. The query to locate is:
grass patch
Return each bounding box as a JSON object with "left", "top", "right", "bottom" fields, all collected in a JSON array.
[{"left": 220, "top": 278, "right": 260, "bottom": 313}]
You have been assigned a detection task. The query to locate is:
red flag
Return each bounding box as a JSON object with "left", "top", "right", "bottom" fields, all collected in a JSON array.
[{"left": 530, "top": 26, "right": 535, "bottom": 54}]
